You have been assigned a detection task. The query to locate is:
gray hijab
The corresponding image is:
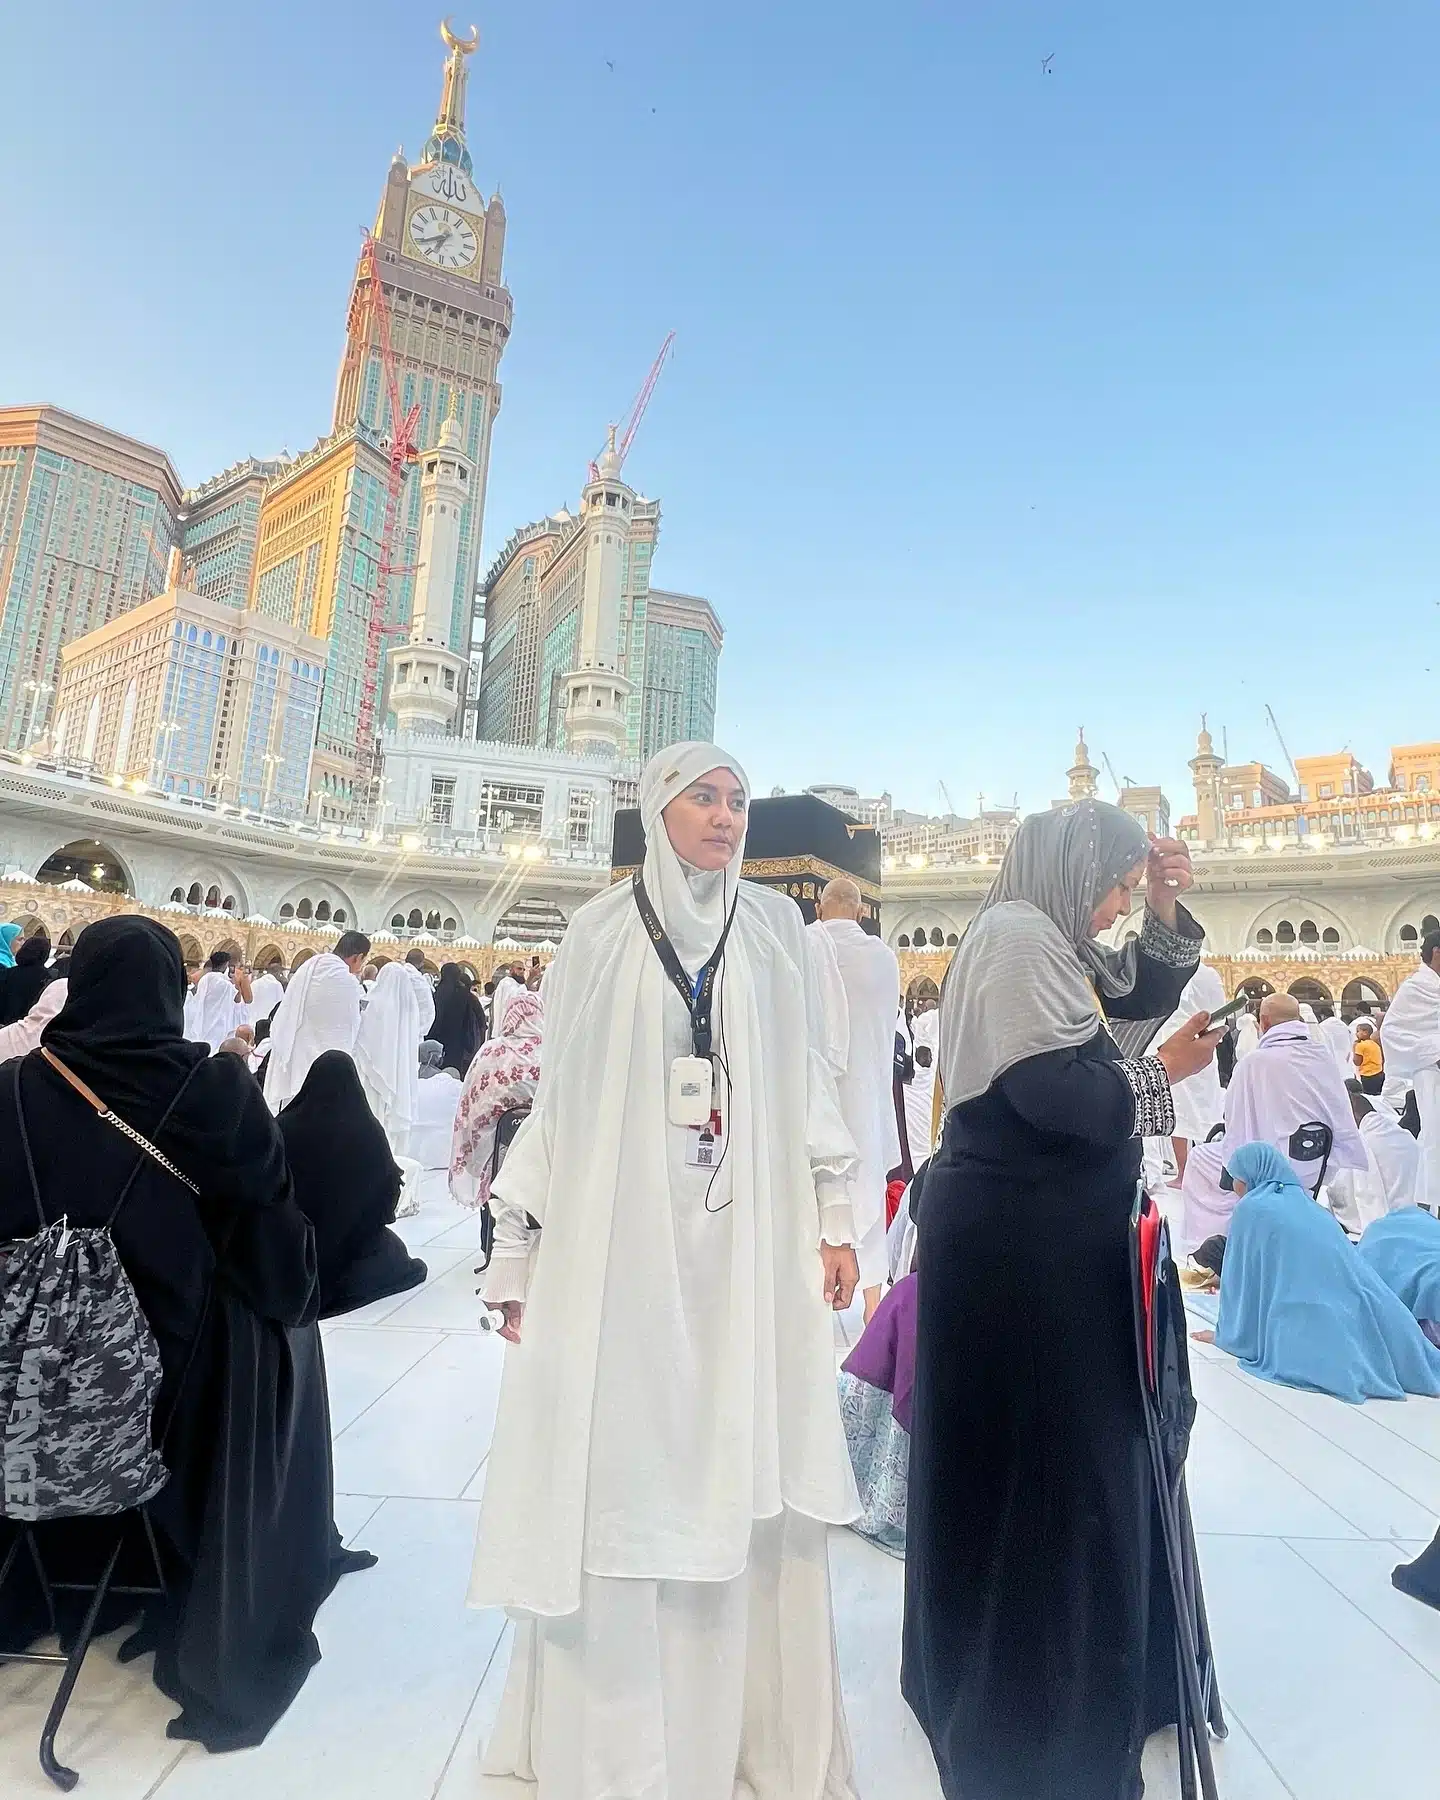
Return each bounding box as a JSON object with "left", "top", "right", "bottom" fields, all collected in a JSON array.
[{"left": 938, "top": 801, "right": 1150, "bottom": 1106}]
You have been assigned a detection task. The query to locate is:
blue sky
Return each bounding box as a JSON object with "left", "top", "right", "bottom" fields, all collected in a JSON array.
[{"left": 3, "top": 2, "right": 1438, "bottom": 820}]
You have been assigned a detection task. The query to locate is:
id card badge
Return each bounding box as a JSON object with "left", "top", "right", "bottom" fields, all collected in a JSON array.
[
  {"left": 669, "top": 1055, "right": 714, "bottom": 1127},
  {"left": 685, "top": 1109, "right": 723, "bottom": 1169}
]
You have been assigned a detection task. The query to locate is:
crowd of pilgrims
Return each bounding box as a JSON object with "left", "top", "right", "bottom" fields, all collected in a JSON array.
[{"left": 4, "top": 749, "right": 1440, "bottom": 1797}]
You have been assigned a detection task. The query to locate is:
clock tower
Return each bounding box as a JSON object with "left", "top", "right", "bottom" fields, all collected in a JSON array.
[{"left": 332, "top": 20, "right": 511, "bottom": 699}]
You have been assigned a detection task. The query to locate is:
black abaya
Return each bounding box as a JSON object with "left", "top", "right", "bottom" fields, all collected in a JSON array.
[
  {"left": 0, "top": 938, "right": 52, "bottom": 1026},
  {"left": 0, "top": 915, "right": 368, "bottom": 1751},
  {"left": 903, "top": 939, "right": 1195, "bottom": 1800},
  {"left": 431, "top": 961, "right": 486, "bottom": 1074},
  {"left": 278, "top": 1050, "right": 427, "bottom": 1318}
]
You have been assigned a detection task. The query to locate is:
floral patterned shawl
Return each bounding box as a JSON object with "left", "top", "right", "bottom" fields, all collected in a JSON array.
[{"left": 448, "top": 991, "right": 544, "bottom": 1209}]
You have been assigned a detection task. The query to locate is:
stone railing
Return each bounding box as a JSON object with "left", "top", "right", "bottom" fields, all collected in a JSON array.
[
  {"left": 0, "top": 879, "right": 542, "bottom": 980},
  {"left": 897, "top": 945, "right": 1419, "bottom": 1008}
]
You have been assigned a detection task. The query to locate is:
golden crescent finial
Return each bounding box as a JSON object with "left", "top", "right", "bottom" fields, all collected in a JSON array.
[{"left": 440, "top": 18, "right": 479, "bottom": 55}]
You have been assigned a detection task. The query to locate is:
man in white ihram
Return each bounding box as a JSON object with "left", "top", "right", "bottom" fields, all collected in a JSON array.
[
  {"left": 808, "top": 877, "right": 900, "bottom": 1323},
  {"left": 188, "top": 948, "right": 253, "bottom": 1052},
  {"left": 471, "top": 742, "right": 864, "bottom": 1799},
  {"left": 264, "top": 929, "right": 372, "bottom": 1112},
  {"left": 1379, "top": 930, "right": 1440, "bottom": 1211},
  {"left": 1180, "top": 991, "right": 1365, "bottom": 1253}
]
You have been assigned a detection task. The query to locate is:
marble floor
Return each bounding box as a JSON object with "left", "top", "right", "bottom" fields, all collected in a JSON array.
[{"left": 4, "top": 1172, "right": 1440, "bottom": 1798}]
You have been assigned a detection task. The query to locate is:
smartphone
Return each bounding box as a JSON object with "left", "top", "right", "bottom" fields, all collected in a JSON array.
[{"left": 1205, "top": 994, "right": 1249, "bottom": 1027}]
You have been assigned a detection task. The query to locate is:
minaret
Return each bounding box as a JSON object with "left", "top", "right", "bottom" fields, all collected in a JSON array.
[
  {"left": 1189, "top": 716, "right": 1224, "bottom": 846},
  {"left": 386, "top": 410, "right": 471, "bottom": 734},
  {"left": 561, "top": 430, "right": 634, "bottom": 758},
  {"left": 423, "top": 20, "right": 478, "bottom": 172},
  {"left": 1067, "top": 728, "right": 1099, "bottom": 802}
]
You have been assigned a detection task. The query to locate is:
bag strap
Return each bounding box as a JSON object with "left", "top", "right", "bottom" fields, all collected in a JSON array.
[{"left": 37, "top": 1047, "right": 202, "bottom": 1218}]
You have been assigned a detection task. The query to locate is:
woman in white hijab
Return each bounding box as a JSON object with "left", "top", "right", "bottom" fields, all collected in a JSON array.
[
  {"left": 471, "top": 742, "right": 863, "bottom": 1799},
  {"left": 353, "top": 960, "right": 428, "bottom": 1160}
]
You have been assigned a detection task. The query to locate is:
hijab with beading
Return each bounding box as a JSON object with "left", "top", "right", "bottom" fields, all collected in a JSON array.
[{"left": 939, "top": 800, "right": 1150, "bottom": 1107}]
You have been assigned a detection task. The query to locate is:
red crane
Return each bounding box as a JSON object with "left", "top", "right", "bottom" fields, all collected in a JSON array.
[
  {"left": 588, "top": 331, "right": 676, "bottom": 481},
  {"left": 348, "top": 231, "right": 421, "bottom": 802}
]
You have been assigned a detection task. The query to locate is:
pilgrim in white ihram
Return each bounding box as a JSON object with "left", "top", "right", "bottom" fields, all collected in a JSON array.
[
  {"left": 470, "top": 741, "right": 863, "bottom": 1799},
  {"left": 807, "top": 880, "right": 900, "bottom": 1316},
  {"left": 1382, "top": 954, "right": 1440, "bottom": 1210}
]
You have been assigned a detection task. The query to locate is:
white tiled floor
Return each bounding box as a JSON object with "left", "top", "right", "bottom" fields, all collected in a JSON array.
[{"left": 4, "top": 1172, "right": 1440, "bottom": 1797}]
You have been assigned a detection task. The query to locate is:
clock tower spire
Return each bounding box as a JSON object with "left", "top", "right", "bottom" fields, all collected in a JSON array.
[{"left": 331, "top": 18, "right": 512, "bottom": 737}]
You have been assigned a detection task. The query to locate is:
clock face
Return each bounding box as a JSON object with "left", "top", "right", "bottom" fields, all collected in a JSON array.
[{"left": 408, "top": 204, "right": 479, "bottom": 270}]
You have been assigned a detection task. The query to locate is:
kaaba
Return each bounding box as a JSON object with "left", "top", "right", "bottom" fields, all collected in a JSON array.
[{"left": 611, "top": 793, "right": 882, "bottom": 932}]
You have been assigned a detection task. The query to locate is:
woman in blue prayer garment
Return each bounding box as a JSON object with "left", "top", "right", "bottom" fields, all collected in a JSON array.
[
  {"left": 1357, "top": 1205, "right": 1440, "bottom": 1345},
  {"left": 1216, "top": 1141, "right": 1440, "bottom": 1404}
]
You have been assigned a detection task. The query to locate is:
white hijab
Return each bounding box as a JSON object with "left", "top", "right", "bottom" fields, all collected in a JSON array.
[
  {"left": 265, "top": 950, "right": 362, "bottom": 1113},
  {"left": 354, "top": 960, "right": 428, "bottom": 1151}
]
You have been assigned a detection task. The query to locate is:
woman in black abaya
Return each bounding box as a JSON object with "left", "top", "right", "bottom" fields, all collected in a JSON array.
[
  {"left": 430, "top": 959, "right": 486, "bottom": 1074},
  {"left": 0, "top": 915, "right": 373, "bottom": 1751},
  {"left": 902, "top": 802, "right": 1221, "bottom": 1800},
  {"left": 0, "top": 931, "right": 53, "bottom": 1025},
  {"left": 278, "top": 1049, "right": 427, "bottom": 1317}
]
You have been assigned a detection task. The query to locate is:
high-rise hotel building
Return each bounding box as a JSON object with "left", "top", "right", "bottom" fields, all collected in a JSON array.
[
  {"left": 477, "top": 458, "right": 722, "bottom": 764},
  {"left": 0, "top": 406, "right": 183, "bottom": 752}
]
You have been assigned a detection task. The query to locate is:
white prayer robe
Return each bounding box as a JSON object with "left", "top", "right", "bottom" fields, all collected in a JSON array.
[
  {"left": 1234, "top": 1013, "right": 1259, "bottom": 1061},
  {"left": 1180, "top": 1019, "right": 1367, "bottom": 1254},
  {"left": 264, "top": 951, "right": 362, "bottom": 1113},
  {"left": 904, "top": 1007, "right": 939, "bottom": 1170},
  {"left": 1146, "top": 963, "right": 1227, "bottom": 1145},
  {"left": 1319, "top": 1013, "right": 1354, "bottom": 1079},
  {"left": 411, "top": 1069, "right": 462, "bottom": 1170},
  {"left": 0, "top": 980, "right": 66, "bottom": 1061},
  {"left": 1380, "top": 964, "right": 1440, "bottom": 1211},
  {"left": 1327, "top": 1106, "right": 1421, "bottom": 1233},
  {"left": 246, "top": 970, "right": 285, "bottom": 1027},
  {"left": 189, "top": 969, "right": 245, "bottom": 1052},
  {"left": 491, "top": 973, "right": 523, "bottom": 1035},
  {"left": 472, "top": 742, "right": 860, "bottom": 1800},
  {"left": 809, "top": 917, "right": 900, "bottom": 1291},
  {"left": 354, "top": 960, "right": 430, "bottom": 1158}
]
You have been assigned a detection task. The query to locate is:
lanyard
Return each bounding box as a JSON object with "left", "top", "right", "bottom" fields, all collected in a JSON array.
[{"left": 632, "top": 871, "right": 737, "bottom": 1059}]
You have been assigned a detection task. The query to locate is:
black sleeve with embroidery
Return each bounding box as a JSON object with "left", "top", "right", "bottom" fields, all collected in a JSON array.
[
  {"left": 1116, "top": 1056, "right": 1176, "bottom": 1139},
  {"left": 1139, "top": 905, "right": 1205, "bottom": 969}
]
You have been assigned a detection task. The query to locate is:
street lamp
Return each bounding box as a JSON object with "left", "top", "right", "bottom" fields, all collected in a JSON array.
[{"left": 260, "top": 751, "right": 282, "bottom": 816}]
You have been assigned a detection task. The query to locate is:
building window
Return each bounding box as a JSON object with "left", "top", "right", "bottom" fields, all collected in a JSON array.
[
  {"left": 567, "top": 786, "right": 594, "bottom": 847},
  {"left": 428, "top": 775, "right": 456, "bottom": 826}
]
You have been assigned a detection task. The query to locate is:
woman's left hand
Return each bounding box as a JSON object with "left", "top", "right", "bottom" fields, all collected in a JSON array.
[
  {"left": 1145, "top": 836, "right": 1193, "bottom": 926},
  {"left": 821, "top": 1244, "right": 859, "bottom": 1311}
]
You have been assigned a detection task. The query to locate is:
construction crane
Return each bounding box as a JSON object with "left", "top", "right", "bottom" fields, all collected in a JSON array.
[
  {"left": 346, "top": 232, "right": 421, "bottom": 803},
  {"left": 1265, "top": 703, "right": 1300, "bottom": 789},
  {"left": 588, "top": 331, "right": 676, "bottom": 481}
]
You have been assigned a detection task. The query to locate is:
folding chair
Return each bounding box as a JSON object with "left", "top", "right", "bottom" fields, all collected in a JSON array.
[
  {"left": 476, "top": 1103, "right": 533, "bottom": 1273},
  {"left": 1130, "top": 1185, "right": 1227, "bottom": 1800},
  {"left": 1288, "top": 1121, "right": 1334, "bottom": 1202},
  {"left": 0, "top": 1510, "right": 168, "bottom": 1791}
]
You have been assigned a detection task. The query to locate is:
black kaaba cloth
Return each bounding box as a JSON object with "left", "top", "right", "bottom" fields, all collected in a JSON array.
[{"left": 611, "top": 793, "right": 881, "bottom": 929}]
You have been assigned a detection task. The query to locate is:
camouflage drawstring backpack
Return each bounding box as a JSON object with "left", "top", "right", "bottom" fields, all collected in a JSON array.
[{"left": 0, "top": 1053, "right": 198, "bottom": 1521}]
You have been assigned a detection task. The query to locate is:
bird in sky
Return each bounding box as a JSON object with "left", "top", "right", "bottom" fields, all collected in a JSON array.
[
  {"left": 1042, "top": 53, "right": 1055, "bottom": 74},
  {"left": 606, "top": 59, "right": 615, "bottom": 71}
]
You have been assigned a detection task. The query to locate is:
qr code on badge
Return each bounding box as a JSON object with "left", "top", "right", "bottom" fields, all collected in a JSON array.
[{"left": 695, "top": 1140, "right": 715, "bottom": 1166}]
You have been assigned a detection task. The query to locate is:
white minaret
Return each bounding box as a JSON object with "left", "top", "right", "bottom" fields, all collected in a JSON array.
[
  {"left": 387, "top": 412, "right": 471, "bottom": 735},
  {"left": 560, "top": 429, "right": 634, "bottom": 758}
]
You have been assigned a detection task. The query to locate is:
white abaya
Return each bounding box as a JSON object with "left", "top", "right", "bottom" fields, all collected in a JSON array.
[
  {"left": 904, "top": 1009, "right": 938, "bottom": 1169},
  {"left": 471, "top": 741, "right": 861, "bottom": 1800},
  {"left": 354, "top": 960, "right": 429, "bottom": 1158}
]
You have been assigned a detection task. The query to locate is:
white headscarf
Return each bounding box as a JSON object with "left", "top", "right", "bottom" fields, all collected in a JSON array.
[
  {"left": 354, "top": 960, "right": 428, "bottom": 1152},
  {"left": 637, "top": 741, "right": 747, "bottom": 969}
]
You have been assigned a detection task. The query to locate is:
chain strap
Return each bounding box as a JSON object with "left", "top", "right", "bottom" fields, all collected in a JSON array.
[{"left": 95, "top": 1105, "right": 200, "bottom": 1194}]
